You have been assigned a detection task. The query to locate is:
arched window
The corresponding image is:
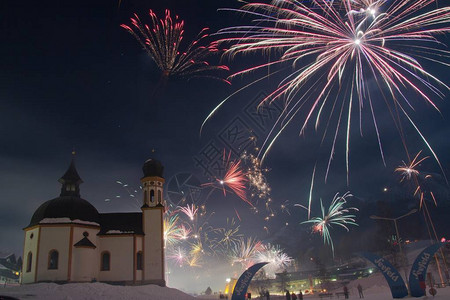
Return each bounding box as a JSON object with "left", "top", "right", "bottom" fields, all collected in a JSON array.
[
  {"left": 101, "top": 251, "right": 110, "bottom": 271},
  {"left": 48, "top": 250, "right": 59, "bottom": 270},
  {"left": 158, "top": 190, "right": 162, "bottom": 203},
  {"left": 136, "top": 251, "right": 143, "bottom": 270},
  {"left": 26, "top": 252, "right": 32, "bottom": 272},
  {"left": 150, "top": 190, "right": 155, "bottom": 203}
]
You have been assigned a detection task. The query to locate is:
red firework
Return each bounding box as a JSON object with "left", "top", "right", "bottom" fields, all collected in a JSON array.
[{"left": 203, "top": 150, "right": 251, "bottom": 206}]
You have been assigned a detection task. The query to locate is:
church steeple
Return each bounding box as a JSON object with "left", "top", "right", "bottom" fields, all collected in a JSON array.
[
  {"left": 141, "top": 156, "right": 165, "bottom": 208},
  {"left": 58, "top": 155, "right": 83, "bottom": 197}
]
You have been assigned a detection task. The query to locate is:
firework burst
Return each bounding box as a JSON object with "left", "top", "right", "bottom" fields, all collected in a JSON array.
[
  {"left": 395, "top": 150, "right": 429, "bottom": 182},
  {"left": 203, "top": 150, "right": 251, "bottom": 206},
  {"left": 190, "top": 240, "right": 206, "bottom": 257},
  {"left": 255, "top": 243, "right": 292, "bottom": 278},
  {"left": 175, "top": 224, "right": 192, "bottom": 240},
  {"left": 164, "top": 214, "right": 182, "bottom": 246},
  {"left": 203, "top": 0, "right": 450, "bottom": 178},
  {"left": 241, "top": 151, "right": 271, "bottom": 199},
  {"left": 178, "top": 203, "right": 199, "bottom": 221},
  {"left": 213, "top": 218, "right": 243, "bottom": 250},
  {"left": 121, "top": 9, "right": 229, "bottom": 81},
  {"left": 302, "top": 192, "right": 358, "bottom": 254},
  {"left": 167, "top": 247, "right": 187, "bottom": 266},
  {"left": 280, "top": 200, "right": 291, "bottom": 215},
  {"left": 186, "top": 253, "right": 203, "bottom": 268},
  {"left": 395, "top": 151, "right": 438, "bottom": 208},
  {"left": 230, "top": 237, "right": 263, "bottom": 270}
]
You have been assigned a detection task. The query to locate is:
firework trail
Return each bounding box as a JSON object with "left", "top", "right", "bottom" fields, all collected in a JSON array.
[
  {"left": 203, "top": 150, "right": 251, "bottom": 206},
  {"left": 104, "top": 180, "right": 142, "bottom": 209},
  {"left": 121, "top": 9, "right": 229, "bottom": 82},
  {"left": 255, "top": 243, "right": 292, "bottom": 278},
  {"left": 302, "top": 192, "right": 358, "bottom": 254},
  {"left": 203, "top": 0, "right": 450, "bottom": 179},
  {"left": 395, "top": 152, "right": 450, "bottom": 278},
  {"left": 186, "top": 253, "right": 203, "bottom": 268},
  {"left": 413, "top": 175, "right": 437, "bottom": 207},
  {"left": 395, "top": 151, "right": 438, "bottom": 207}
]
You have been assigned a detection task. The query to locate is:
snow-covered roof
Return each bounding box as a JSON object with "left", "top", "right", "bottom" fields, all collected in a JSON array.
[
  {"left": 39, "top": 218, "right": 100, "bottom": 226},
  {"left": 105, "top": 230, "right": 135, "bottom": 234}
]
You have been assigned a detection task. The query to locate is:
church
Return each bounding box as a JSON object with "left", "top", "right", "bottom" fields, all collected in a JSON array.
[{"left": 22, "top": 157, "right": 166, "bottom": 286}]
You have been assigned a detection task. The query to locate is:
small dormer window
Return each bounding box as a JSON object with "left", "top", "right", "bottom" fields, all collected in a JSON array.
[{"left": 66, "top": 184, "right": 76, "bottom": 191}]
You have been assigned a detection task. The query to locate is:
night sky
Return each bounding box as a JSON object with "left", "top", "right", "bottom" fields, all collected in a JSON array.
[{"left": 1, "top": 0, "right": 449, "bottom": 293}]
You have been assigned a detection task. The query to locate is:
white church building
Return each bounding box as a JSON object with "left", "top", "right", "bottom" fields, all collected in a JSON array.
[{"left": 22, "top": 157, "right": 166, "bottom": 286}]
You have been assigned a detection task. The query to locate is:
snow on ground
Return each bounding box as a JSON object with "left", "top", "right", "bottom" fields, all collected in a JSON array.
[
  {"left": 1, "top": 274, "right": 449, "bottom": 299},
  {"left": 331, "top": 272, "right": 450, "bottom": 300},
  {"left": 0, "top": 282, "right": 195, "bottom": 300}
]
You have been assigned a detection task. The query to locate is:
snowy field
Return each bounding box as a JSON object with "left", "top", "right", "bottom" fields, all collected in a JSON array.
[
  {"left": 0, "top": 282, "right": 195, "bottom": 300},
  {"left": 1, "top": 273, "right": 450, "bottom": 300}
]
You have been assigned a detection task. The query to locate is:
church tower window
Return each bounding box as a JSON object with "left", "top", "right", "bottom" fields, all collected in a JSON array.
[
  {"left": 136, "top": 251, "right": 143, "bottom": 270},
  {"left": 158, "top": 190, "right": 161, "bottom": 203},
  {"left": 150, "top": 190, "right": 155, "bottom": 203},
  {"left": 26, "top": 252, "right": 32, "bottom": 272},
  {"left": 101, "top": 252, "right": 110, "bottom": 271},
  {"left": 48, "top": 250, "right": 59, "bottom": 270}
]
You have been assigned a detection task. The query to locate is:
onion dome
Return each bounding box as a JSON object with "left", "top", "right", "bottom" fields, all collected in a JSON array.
[
  {"left": 26, "top": 159, "right": 100, "bottom": 228},
  {"left": 28, "top": 197, "right": 100, "bottom": 227},
  {"left": 142, "top": 158, "right": 164, "bottom": 178}
]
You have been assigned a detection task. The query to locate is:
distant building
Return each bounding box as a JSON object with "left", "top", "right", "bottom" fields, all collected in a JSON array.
[
  {"left": 22, "top": 157, "right": 166, "bottom": 286},
  {"left": 248, "top": 259, "right": 373, "bottom": 295},
  {"left": 0, "top": 253, "right": 21, "bottom": 284}
]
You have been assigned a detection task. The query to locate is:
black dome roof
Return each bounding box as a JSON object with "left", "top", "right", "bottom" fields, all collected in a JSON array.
[
  {"left": 142, "top": 158, "right": 164, "bottom": 178},
  {"left": 27, "top": 196, "right": 100, "bottom": 227}
]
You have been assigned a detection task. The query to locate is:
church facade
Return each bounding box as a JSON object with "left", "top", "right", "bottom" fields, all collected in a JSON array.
[{"left": 22, "top": 158, "right": 166, "bottom": 286}]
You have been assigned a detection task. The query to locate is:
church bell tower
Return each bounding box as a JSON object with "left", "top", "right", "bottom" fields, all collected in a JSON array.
[
  {"left": 140, "top": 158, "right": 165, "bottom": 286},
  {"left": 141, "top": 158, "right": 165, "bottom": 207}
]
